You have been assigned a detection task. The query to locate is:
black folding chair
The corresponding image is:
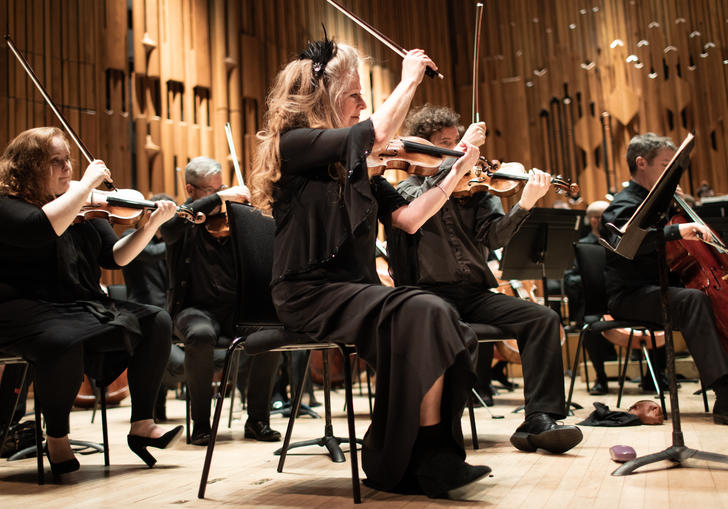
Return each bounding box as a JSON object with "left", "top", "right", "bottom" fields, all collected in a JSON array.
[
  {"left": 566, "top": 243, "right": 669, "bottom": 415},
  {"left": 198, "top": 203, "right": 362, "bottom": 503}
]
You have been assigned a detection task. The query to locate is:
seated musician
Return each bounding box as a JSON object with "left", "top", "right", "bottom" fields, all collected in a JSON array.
[
  {"left": 161, "top": 157, "right": 281, "bottom": 445},
  {"left": 390, "top": 104, "right": 583, "bottom": 454},
  {"left": 0, "top": 127, "right": 182, "bottom": 474},
  {"left": 601, "top": 133, "right": 728, "bottom": 424},
  {"left": 562, "top": 200, "right": 619, "bottom": 395},
  {"left": 249, "top": 37, "right": 489, "bottom": 498}
]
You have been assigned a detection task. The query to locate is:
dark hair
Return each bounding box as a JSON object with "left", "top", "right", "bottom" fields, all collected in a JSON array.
[
  {"left": 150, "top": 193, "right": 176, "bottom": 203},
  {"left": 0, "top": 127, "right": 68, "bottom": 207},
  {"left": 626, "top": 133, "right": 676, "bottom": 175},
  {"left": 404, "top": 104, "right": 464, "bottom": 141}
]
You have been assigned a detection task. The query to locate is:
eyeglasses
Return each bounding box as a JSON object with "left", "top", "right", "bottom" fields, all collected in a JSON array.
[{"left": 189, "top": 183, "right": 228, "bottom": 194}]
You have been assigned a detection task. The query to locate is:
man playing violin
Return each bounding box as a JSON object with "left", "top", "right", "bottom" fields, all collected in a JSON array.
[
  {"left": 391, "top": 104, "right": 583, "bottom": 454},
  {"left": 161, "top": 156, "right": 281, "bottom": 445},
  {"left": 0, "top": 127, "right": 182, "bottom": 474},
  {"left": 600, "top": 133, "right": 728, "bottom": 424}
]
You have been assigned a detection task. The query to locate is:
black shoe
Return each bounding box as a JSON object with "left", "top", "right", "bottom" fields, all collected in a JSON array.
[
  {"left": 244, "top": 420, "right": 281, "bottom": 442},
  {"left": 43, "top": 444, "right": 80, "bottom": 476},
  {"left": 714, "top": 400, "right": 728, "bottom": 425},
  {"left": 414, "top": 448, "right": 491, "bottom": 499},
  {"left": 127, "top": 425, "right": 183, "bottom": 467},
  {"left": 510, "top": 413, "right": 583, "bottom": 454},
  {"left": 190, "top": 423, "right": 211, "bottom": 447},
  {"left": 640, "top": 374, "right": 678, "bottom": 393},
  {"left": 589, "top": 380, "right": 608, "bottom": 395}
]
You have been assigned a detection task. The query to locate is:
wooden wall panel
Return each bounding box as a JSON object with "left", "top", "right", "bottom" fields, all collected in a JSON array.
[{"left": 3, "top": 0, "right": 728, "bottom": 215}]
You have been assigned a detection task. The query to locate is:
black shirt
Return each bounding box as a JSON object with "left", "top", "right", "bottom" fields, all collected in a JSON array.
[
  {"left": 0, "top": 195, "right": 120, "bottom": 302},
  {"left": 600, "top": 180, "right": 682, "bottom": 298},
  {"left": 161, "top": 193, "right": 236, "bottom": 318},
  {"left": 272, "top": 119, "right": 406, "bottom": 284},
  {"left": 121, "top": 231, "right": 168, "bottom": 308},
  {"left": 395, "top": 160, "right": 530, "bottom": 288}
]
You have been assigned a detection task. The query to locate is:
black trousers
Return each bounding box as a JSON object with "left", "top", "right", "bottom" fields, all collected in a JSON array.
[
  {"left": 582, "top": 328, "right": 617, "bottom": 383},
  {"left": 425, "top": 283, "right": 566, "bottom": 418},
  {"left": 39, "top": 307, "right": 171, "bottom": 437},
  {"left": 609, "top": 285, "right": 728, "bottom": 388},
  {"left": 174, "top": 307, "right": 280, "bottom": 424}
]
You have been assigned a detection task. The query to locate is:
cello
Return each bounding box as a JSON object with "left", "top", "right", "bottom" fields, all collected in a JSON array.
[{"left": 665, "top": 194, "right": 728, "bottom": 354}]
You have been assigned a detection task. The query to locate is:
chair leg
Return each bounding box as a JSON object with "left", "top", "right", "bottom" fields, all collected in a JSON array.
[
  {"left": 566, "top": 326, "right": 587, "bottom": 415},
  {"left": 467, "top": 392, "right": 479, "bottom": 449},
  {"left": 33, "top": 377, "right": 44, "bottom": 485},
  {"left": 616, "top": 331, "right": 634, "bottom": 409},
  {"left": 341, "top": 347, "right": 361, "bottom": 504},
  {"left": 645, "top": 332, "right": 667, "bottom": 418},
  {"left": 700, "top": 378, "right": 709, "bottom": 412},
  {"left": 366, "top": 368, "right": 373, "bottom": 419},
  {"left": 100, "top": 386, "right": 110, "bottom": 466},
  {"left": 198, "top": 338, "right": 245, "bottom": 499},
  {"left": 277, "top": 350, "right": 312, "bottom": 472},
  {"left": 228, "top": 350, "right": 240, "bottom": 429},
  {"left": 185, "top": 382, "right": 191, "bottom": 444}
]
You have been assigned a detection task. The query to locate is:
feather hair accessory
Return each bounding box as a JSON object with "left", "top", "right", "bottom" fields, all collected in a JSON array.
[{"left": 299, "top": 24, "right": 337, "bottom": 84}]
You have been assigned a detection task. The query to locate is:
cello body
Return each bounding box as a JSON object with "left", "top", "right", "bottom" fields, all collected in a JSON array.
[{"left": 666, "top": 213, "right": 728, "bottom": 354}]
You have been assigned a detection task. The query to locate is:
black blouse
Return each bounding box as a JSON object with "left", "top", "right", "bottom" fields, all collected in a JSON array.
[
  {"left": 0, "top": 195, "right": 120, "bottom": 302},
  {"left": 272, "top": 119, "right": 406, "bottom": 284}
]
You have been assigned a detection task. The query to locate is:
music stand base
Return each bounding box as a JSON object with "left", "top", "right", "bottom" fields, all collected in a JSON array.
[
  {"left": 274, "top": 434, "right": 363, "bottom": 464},
  {"left": 612, "top": 444, "right": 728, "bottom": 476}
]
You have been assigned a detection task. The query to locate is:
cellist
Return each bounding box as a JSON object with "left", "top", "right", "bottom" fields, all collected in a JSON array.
[
  {"left": 390, "top": 104, "right": 583, "bottom": 453},
  {"left": 601, "top": 133, "right": 728, "bottom": 425}
]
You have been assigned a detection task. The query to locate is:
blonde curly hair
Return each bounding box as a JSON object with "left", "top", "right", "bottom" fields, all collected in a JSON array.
[
  {"left": 0, "top": 127, "right": 67, "bottom": 207},
  {"left": 250, "top": 43, "right": 361, "bottom": 213}
]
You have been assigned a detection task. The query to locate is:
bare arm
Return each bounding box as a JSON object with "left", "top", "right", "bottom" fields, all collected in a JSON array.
[
  {"left": 369, "top": 50, "right": 437, "bottom": 152},
  {"left": 112, "top": 201, "right": 178, "bottom": 266},
  {"left": 392, "top": 142, "right": 479, "bottom": 233}
]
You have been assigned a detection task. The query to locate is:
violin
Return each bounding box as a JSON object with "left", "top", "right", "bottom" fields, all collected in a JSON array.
[
  {"left": 367, "top": 136, "right": 494, "bottom": 178},
  {"left": 204, "top": 211, "right": 231, "bottom": 238},
  {"left": 452, "top": 162, "right": 580, "bottom": 198},
  {"left": 199, "top": 122, "right": 252, "bottom": 239},
  {"left": 76, "top": 188, "right": 205, "bottom": 227}
]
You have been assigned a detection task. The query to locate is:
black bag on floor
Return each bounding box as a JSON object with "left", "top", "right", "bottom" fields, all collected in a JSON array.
[{"left": 1, "top": 420, "right": 38, "bottom": 458}]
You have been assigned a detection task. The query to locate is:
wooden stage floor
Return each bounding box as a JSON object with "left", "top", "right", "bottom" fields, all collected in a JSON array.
[{"left": 1, "top": 376, "right": 727, "bottom": 508}]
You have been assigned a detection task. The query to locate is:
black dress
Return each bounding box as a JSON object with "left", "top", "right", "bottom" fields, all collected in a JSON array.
[
  {"left": 270, "top": 119, "right": 478, "bottom": 490},
  {"left": 0, "top": 195, "right": 171, "bottom": 436}
]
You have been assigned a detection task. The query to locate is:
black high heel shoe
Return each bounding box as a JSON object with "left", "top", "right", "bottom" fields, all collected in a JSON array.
[
  {"left": 43, "top": 443, "right": 80, "bottom": 476},
  {"left": 127, "top": 425, "right": 183, "bottom": 468}
]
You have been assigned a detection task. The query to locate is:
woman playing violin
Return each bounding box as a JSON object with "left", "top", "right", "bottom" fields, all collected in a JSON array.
[
  {"left": 391, "top": 104, "right": 583, "bottom": 453},
  {"left": 250, "top": 36, "right": 487, "bottom": 498},
  {"left": 0, "top": 127, "right": 182, "bottom": 475}
]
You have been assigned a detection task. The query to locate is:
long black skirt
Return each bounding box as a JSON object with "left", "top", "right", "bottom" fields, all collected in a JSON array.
[
  {"left": 272, "top": 279, "right": 478, "bottom": 490},
  {"left": 0, "top": 298, "right": 153, "bottom": 365}
]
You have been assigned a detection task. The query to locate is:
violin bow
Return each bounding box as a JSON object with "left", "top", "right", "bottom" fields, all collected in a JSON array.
[
  {"left": 471, "top": 2, "right": 484, "bottom": 124},
  {"left": 325, "top": 0, "right": 443, "bottom": 79},
  {"left": 4, "top": 34, "right": 116, "bottom": 190},
  {"left": 224, "top": 122, "right": 246, "bottom": 187}
]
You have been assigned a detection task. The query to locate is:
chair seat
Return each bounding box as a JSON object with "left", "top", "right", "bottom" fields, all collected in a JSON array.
[
  {"left": 242, "top": 328, "right": 338, "bottom": 355},
  {"left": 469, "top": 323, "right": 513, "bottom": 341},
  {"left": 588, "top": 319, "right": 666, "bottom": 349}
]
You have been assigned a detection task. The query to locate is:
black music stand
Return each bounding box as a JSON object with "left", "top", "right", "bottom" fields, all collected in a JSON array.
[
  {"left": 602, "top": 133, "right": 728, "bottom": 476},
  {"left": 501, "top": 208, "right": 584, "bottom": 306},
  {"left": 501, "top": 208, "right": 584, "bottom": 411}
]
